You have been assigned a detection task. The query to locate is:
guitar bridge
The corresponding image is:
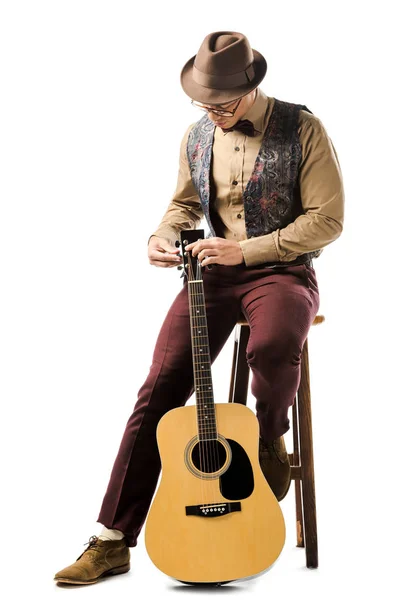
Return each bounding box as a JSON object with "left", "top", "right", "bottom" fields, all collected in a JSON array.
[{"left": 185, "top": 502, "right": 241, "bottom": 517}]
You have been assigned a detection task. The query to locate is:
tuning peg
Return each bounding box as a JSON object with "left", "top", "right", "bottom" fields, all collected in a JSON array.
[
  {"left": 175, "top": 240, "right": 180, "bottom": 247},
  {"left": 177, "top": 265, "right": 183, "bottom": 270}
]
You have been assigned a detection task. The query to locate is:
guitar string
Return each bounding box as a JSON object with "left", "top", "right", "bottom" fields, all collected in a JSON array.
[
  {"left": 193, "top": 260, "right": 212, "bottom": 503},
  {"left": 198, "top": 262, "right": 222, "bottom": 525},
  {"left": 188, "top": 246, "right": 220, "bottom": 513},
  {"left": 191, "top": 257, "right": 215, "bottom": 507},
  {"left": 193, "top": 261, "right": 219, "bottom": 502},
  {"left": 194, "top": 276, "right": 219, "bottom": 485},
  {"left": 194, "top": 262, "right": 216, "bottom": 497},
  {"left": 195, "top": 260, "right": 216, "bottom": 546},
  {"left": 188, "top": 259, "right": 207, "bottom": 509}
]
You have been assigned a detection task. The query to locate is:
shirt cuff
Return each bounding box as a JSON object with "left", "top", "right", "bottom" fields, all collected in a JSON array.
[
  {"left": 148, "top": 227, "right": 179, "bottom": 246},
  {"left": 238, "top": 232, "right": 280, "bottom": 267}
]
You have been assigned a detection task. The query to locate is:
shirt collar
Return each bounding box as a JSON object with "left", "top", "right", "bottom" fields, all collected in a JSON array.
[
  {"left": 240, "top": 86, "right": 269, "bottom": 133},
  {"left": 216, "top": 86, "right": 270, "bottom": 136}
]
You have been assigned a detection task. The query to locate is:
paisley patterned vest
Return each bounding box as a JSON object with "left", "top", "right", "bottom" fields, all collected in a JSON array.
[{"left": 186, "top": 97, "right": 322, "bottom": 267}]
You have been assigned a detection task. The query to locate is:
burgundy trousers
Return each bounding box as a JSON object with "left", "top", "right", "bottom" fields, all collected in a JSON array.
[{"left": 97, "top": 260, "right": 320, "bottom": 548}]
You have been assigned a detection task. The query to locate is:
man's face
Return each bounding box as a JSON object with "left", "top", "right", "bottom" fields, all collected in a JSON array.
[{"left": 198, "top": 89, "right": 257, "bottom": 129}]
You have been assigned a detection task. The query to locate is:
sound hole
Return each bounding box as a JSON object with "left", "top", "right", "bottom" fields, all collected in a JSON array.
[{"left": 191, "top": 441, "right": 227, "bottom": 474}]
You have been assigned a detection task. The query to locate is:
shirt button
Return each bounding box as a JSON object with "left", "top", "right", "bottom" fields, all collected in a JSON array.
[
  {"left": 234, "top": 146, "right": 240, "bottom": 151},
  {"left": 232, "top": 180, "right": 238, "bottom": 186},
  {"left": 237, "top": 213, "right": 242, "bottom": 219}
]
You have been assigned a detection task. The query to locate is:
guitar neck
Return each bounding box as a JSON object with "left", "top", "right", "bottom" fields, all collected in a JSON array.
[{"left": 188, "top": 278, "right": 217, "bottom": 441}]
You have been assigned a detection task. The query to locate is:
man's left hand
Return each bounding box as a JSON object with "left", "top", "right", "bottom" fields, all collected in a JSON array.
[{"left": 184, "top": 237, "right": 244, "bottom": 267}]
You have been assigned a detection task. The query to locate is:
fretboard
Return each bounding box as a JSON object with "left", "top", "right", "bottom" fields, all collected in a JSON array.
[{"left": 188, "top": 280, "right": 217, "bottom": 441}]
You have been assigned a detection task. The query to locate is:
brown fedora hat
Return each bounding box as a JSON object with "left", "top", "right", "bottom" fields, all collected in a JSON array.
[{"left": 180, "top": 31, "right": 267, "bottom": 105}]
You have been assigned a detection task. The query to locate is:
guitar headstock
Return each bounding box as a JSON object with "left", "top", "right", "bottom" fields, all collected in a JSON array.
[{"left": 177, "top": 229, "right": 205, "bottom": 282}]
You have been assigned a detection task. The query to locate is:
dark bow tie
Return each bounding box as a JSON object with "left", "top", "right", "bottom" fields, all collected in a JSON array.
[{"left": 221, "top": 119, "right": 260, "bottom": 137}]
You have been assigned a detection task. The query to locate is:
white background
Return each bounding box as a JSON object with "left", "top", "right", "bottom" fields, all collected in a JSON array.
[{"left": 1, "top": 1, "right": 399, "bottom": 598}]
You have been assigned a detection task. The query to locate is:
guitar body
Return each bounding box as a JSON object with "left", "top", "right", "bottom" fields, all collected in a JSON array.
[{"left": 145, "top": 402, "right": 286, "bottom": 584}]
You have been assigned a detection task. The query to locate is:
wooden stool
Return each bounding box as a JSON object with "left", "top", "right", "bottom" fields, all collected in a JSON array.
[{"left": 228, "top": 312, "right": 325, "bottom": 569}]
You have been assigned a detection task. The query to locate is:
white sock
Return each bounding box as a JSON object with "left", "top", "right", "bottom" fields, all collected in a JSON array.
[{"left": 98, "top": 525, "right": 125, "bottom": 541}]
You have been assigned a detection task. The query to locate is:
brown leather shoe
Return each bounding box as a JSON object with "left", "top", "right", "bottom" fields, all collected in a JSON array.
[
  {"left": 259, "top": 435, "right": 291, "bottom": 501},
  {"left": 54, "top": 535, "right": 130, "bottom": 585}
]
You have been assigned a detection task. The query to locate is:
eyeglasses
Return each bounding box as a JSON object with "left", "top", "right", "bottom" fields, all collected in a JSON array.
[{"left": 191, "top": 96, "right": 243, "bottom": 117}]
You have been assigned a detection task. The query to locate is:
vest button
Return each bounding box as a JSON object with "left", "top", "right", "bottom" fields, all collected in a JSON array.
[
  {"left": 237, "top": 213, "right": 242, "bottom": 219},
  {"left": 234, "top": 146, "right": 240, "bottom": 151},
  {"left": 232, "top": 180, "right": 238, "bottom": 186}
]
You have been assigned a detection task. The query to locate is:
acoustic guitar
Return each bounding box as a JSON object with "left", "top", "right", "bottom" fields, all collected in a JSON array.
[{"left": 145, "top": 229, "right": 286, "bottom": 585}]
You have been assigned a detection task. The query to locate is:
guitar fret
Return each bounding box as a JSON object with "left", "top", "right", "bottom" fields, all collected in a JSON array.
[
  {"left": 197, "top": 414, "right": 216, "bottom": 419},
  {"left": 197, "top": 425, "right": 217, "bottom": 430}
]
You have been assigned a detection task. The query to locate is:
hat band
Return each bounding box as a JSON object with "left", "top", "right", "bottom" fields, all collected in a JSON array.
[{"left": 192, "top": 63, "right": 255, "bottom": 89}]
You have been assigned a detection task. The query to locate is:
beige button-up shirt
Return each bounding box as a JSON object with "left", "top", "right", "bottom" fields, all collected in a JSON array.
[{"left": 149, "top": 87, "right": 344, "bottom": 267}]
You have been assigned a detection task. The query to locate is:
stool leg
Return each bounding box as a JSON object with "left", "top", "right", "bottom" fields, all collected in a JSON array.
[
  {"left": 292, "top": 393, "right": 305, "bottom": 547},
  {"left": 228, "top": 325, "right": 239, "bottom": 404},
  {"left": 228, "top": 324, "right": 250, "bottom": 406},
  {"left": 297, "top": 338, "right": 318, "bottom": 568}
]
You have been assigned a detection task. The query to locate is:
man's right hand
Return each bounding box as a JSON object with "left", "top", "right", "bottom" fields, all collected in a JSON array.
[{"left": 148, "top": 236, "right": 183, "bottom": 268}]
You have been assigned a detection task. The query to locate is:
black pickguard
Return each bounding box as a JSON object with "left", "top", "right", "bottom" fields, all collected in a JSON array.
[{"left": 220, "top": 439, "right": 254, "bottom": 500}]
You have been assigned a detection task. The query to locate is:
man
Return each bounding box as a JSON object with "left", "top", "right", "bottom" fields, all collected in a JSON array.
[{"left": 54, "top": 31, "right": 344, "bottom": 585}]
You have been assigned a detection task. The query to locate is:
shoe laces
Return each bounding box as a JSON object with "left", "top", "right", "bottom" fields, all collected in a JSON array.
[
  {"left": 76, "top": 535, "right": 102, "bottom": 561},
  {"left": 85, "top": 535, "right": 101, "bottom": 551}
]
